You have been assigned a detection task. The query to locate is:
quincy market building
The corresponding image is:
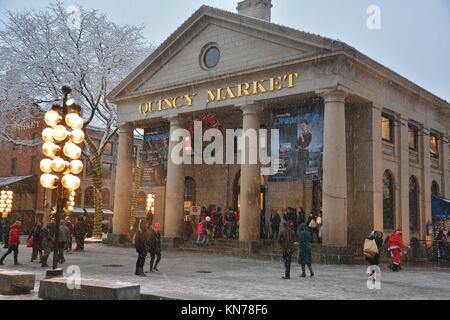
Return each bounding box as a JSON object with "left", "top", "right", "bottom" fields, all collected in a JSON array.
[{"left": 107, "top": 0, "right": 450, "bottom": 250}]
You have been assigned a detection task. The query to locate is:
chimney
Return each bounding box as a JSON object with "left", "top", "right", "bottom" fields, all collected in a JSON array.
[{"left": 237, "top": 0, "right": 272, "bottom": 22}]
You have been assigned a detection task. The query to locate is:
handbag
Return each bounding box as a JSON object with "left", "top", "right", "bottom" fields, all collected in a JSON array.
[
  {"left": 27, "top": 235, "right": 35, "bottom": 248},
  {"left": 363, "top": 239, "right": 378, "bottom": 258},
  {"left": 308, "top": 219, "right": 317, "bottom": 229}
]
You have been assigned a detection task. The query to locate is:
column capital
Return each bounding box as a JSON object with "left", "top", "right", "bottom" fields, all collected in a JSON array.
[
  {"left": 117, "top": 123, "right": 134, "bottom": 134},
  {"left": 320, "top": 90, "right": 348, "bottom": 104},
  {"left": 164, "top": 115, "right": 185, "bottom": 128},
  {"left": 238, "top": 103, "right": 262, "bottom": 117}
]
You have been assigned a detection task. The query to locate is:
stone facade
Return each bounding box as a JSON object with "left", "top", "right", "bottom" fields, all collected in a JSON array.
[{"left": 108, "top": 4, "right": 450, "bottom": 247}]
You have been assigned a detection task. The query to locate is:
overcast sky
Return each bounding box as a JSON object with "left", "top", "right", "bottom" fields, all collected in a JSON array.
[{"left": 1, "top": 0, "right": 449, "bottom": 101}]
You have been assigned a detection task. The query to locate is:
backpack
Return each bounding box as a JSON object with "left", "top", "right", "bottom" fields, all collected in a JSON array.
[
  {"left": 226, "top": 211, "right": 235, "bottom": 222},
  {"left": 363, "top": 239, "right": 378, "bottom": 258}
]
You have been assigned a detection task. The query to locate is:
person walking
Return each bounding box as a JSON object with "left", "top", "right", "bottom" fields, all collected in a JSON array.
[
  {"left": 213, "top": 207, "right": 223, "bottom": 239},
  {"left": 201, "top": 216, "right": 212, "bottom": 247},
  {"left": 269, "top": 210, "right": 281, "bottom": 241},
  {"left": 278, "top": 220, "right": 296, "bottom": 279},
  {"left": 297, "top": 223, "right": 314, "bottom": 278},
  {"left": 148, "top": 222, "right": 162, "bottom": 272},
  {"left": 224, "top": 208, "right": 236, "bottom": 240},
  {"left": 364, "top": 230, "right": 384, "bottom": 283},
  {"left": 134, "top": 221, "right": 149, "bottom": 276},
  {"left": 29, "top": 221, "right": 44, "bottom": 263},
  {"left": 3, "top": 219, "right": 11, "bottom": 248},
  {"left": 41, "top": 219, "right": 56, "bottom": 268},
  {"left": 74, "top": 216, "right": 87, "bottom": 251},
  {"left": 58, "top": 223, "right": 70, "bottom": 264},
  {"left": 64, "top": 217, "right": 74, "bottom": 252},
  {"left": 0, "top": 221, "right": 22, "bottom": 266},
  {"left": 387, "top": 228, "right": 407, "bottom": 272},
  {"left": 297, "top": 208, "right": 306, "bottom": 226}
]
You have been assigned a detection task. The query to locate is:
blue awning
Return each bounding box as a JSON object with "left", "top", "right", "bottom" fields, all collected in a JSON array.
[{"left": 432, "top": 196, "right": 450, "bottom": 220}]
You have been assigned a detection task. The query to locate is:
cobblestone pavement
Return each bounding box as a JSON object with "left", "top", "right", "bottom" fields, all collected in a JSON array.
[{"left": 0, "top": 243, "right": 449, "bottom": 300}]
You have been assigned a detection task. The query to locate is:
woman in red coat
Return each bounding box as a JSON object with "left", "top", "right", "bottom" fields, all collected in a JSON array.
[
  {"left": 388, "top": 228, "right": 407, "bottom": 272},
  {"left": 0, "top": 221, "right": 22, "bottom": 266}
]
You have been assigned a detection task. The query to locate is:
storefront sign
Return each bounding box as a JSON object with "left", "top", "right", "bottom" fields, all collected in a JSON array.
[
  {"left": 11, "top": 120, "right": 41, "bottom": 132},
  {"left": 138, "top": 72, "right": 299, "bottom": 117}
]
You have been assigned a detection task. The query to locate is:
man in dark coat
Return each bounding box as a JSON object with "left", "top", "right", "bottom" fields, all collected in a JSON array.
[
  {"left": 270, "top": 210, "right": 281, "bottom": 241},
  {"left": 148, "top": 222, "right": 162, "bottom": 272},
  {"left": 278, "top": 220, "right": 296, "bottom": 279},
  {"left": 213, "top": 207, "right": 223, "bottom": 239},
  {"left": 297, "top": 120, "right": 312, "bottom": 179},
  {"left": 298, "top": 223, "right": 314, "bottom": 278},
  {"left": 3, "top": 219, "right": 11, "bottom": 248},
  {"left": 74, "top": 216, "right": 87, "bottom": 251}
]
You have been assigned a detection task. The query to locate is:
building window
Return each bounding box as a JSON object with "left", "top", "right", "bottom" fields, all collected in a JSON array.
[
  {"left": 84, "top": 187, "right": 94, "bottom": 208},
  {"left": 430, "top": 133, "right": 439, "bottom": 159},
  {"left": 381, "top": 114, "right": 394, "bottom": 143},
  {"left": 408, "top": 124, "right": 419, "bottom": 151},
  {"left": 184, "top": 177, "right": 196, "bottom": 211},
  {"left": 431, "top": 181, "right": 440, "bottom": 197},
  {"left": 102, "top": 162, "right": 113, "bottom": 179},
  {"left": 409, "top": 176, "right": 420, "bottom": 233},
  {"left": 383, "top": 170, "right": 395, "bottom": 230},
  {"left": 11, "top": 158, "right": 17, "bottom": 176},
  {"left": 85, "top": 160, "right": 93, "bottom": 177},
  {"left": 75, "top": 188, "right": 82, "bottom": 207},
  {"left": 102, "top": 189, "right": 110, "bottom": 209},
  {"left": 30, "top": 156, "right": 37, "bottom": 174},
  {"left": 201, "top": 44, "right": 220, "bottom": 69},
  {"left": 104, "top": 142, "right": 114, "bottom": 156}
]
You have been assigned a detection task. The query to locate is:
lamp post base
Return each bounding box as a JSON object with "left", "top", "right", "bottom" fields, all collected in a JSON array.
[{"left": 45, "top": 268, "right": 64, "bottom": 279}]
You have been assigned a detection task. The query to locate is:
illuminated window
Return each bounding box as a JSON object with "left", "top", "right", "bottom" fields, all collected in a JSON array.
[
  {"left": 409, "top": 176, "right": 420, "bottom": 232},
  {"left": 104, "top": 142, "right": 113, "bottom": 156},
  {"left": 430, "top": 133, "right": 439, "bottom": 159},
  {"left": 408, "top": 124, "right": 418, "bottom": 151},
  {"left": 381, "top": 114, "right": 394, "bottom": 143},
  {"left": 383, "top": 170, "right": 395, "bottom": 230},
  {"left": 184, "top": 177, "right": 196, "bottom": 211},
  {"left": 102, "top": 162, "right": 113, "bottom": 179}
]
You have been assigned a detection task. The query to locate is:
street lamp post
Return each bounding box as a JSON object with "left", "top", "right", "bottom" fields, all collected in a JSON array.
[{"left": 40, "top": 85, "right": 84, "bottom": 277}]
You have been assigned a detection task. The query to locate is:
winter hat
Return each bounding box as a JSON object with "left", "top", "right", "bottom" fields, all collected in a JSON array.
[
  {"left": 206, "top": 216, "right": 211, "bottom": 222},
  {"left": 154, "top": 222, "right": 161, "bottom": 230}
]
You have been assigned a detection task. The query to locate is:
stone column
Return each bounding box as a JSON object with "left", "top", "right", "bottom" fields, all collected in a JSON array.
[
  {"left": 371, "top": 105, "right": 383, "bottom": 231},
  {"left": 164, "top": 117, "right": 185, "bottom": 239},
  {"left": 112, "top": 124, "right": 134, "bottom": 237},
  {"left": 321, "top": 90, "right": 348, "bottom": 246},
  {"left": 422, "top": 127, "right": 432, "bottom": 238},
  {"left": 399, "top": 117, "right": 410, "bottom": 245},
  {"left": 441, "top": 138, "right": 450, "bottom": 198},
  {"left": 239, "top": 104, "right": 261, "bottom": 242}
]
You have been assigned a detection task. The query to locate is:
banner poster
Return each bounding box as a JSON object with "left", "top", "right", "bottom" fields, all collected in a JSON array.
[
  {"left": 270, "top": 103, "right": 324, "bottom": 182},
  {"left": 142, "top": 125, "right": 170, "bottom": 187}
]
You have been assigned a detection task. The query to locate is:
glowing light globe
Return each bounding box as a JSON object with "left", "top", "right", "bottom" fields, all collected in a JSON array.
[
  {"left": 40, "top": 159, "right": 53, "bottom": 173},
  {"left": 65, "top": 113, "right": 84, "bottom": 130},
  {"left": 44, "top": 110, "right": 61, "bottom": 128},
  {"left": 40, "top": 174, "right": 59, "bottom": 189},
  {"left": 69, "top": 160, "right": 83, "bottom": 175},
  {"left": 70, "top": 129, "right": 85, "bottom": 144},
  {"left": 51, "top": 157, "right": 66, "bottom": 173},
  {"left": 63, "top": 142, "right": 82, "bottom": 160},
  {"left": 42, "top": 128, "right": 54, "bottom": 143},
  {"left": 42, "top": 142, "right": 60, "bottom": 159},
  {"left": 61, "top": 174, "right": 80, "bottom": 190},
  {"left": 53, "top": 125, "right": 68, "bottom": 142}
]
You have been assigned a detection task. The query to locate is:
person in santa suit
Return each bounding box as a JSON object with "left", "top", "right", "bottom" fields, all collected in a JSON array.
[{"left": 387, "top": 228, "right": 407, "bottom": 272}]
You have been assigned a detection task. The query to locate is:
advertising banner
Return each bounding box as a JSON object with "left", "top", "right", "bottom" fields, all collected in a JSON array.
[
  {"left": 270, "top": 104, "right": 324, "bottom": 182},
  {"left": 142, "top": 126, "right": 170, "bottom": 187}
]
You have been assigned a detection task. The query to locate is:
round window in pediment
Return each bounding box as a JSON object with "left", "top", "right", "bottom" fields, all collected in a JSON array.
[{"left": 201, "top": 44, "right": 220, "bottom": 70}]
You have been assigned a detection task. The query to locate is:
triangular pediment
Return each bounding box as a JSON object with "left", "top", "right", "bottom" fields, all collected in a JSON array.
[{"left": 108, "top": 6, "right": 338, "bottom": 101}]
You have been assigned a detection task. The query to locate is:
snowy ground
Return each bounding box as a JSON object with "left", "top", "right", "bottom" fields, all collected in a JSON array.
[{"left": 0, "top": 243, "right": 449, "bottom": 300}]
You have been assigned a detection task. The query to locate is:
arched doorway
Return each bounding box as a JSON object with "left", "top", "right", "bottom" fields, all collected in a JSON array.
[{"left": 232, "top": 170, "right": 266, "bottom": 212}]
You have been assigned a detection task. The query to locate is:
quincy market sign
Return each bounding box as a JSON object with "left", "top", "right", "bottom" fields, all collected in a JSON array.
[{"left": 138, "top": 72, "right": 299, "bottom": 117}]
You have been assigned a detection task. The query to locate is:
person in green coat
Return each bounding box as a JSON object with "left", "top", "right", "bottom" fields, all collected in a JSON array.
[{"left": 297, "top": 223, "right": 314, "bottom": 278}]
